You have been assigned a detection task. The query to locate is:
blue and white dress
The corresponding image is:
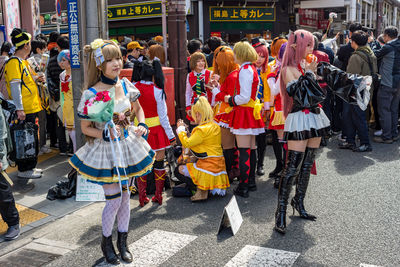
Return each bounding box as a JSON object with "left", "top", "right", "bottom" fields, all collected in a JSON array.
[{"left": 69, "top": 78, "right": 155, "bottom": 185}]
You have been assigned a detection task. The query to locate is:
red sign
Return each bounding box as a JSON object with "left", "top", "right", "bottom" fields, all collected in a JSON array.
[
  {"left": 211, "top": 32, "right": 222, "bottom": 38},
  {"left": 299, "top": 9, "right": 328, "bottom": 30}
]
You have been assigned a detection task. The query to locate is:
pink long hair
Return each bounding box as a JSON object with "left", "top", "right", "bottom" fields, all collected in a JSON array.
[
  {"left": 254, "top": 44, "right": 269, "bottom": 73},
  {"left": 279, "top": 30, "right": 314, "bottom": 118}
]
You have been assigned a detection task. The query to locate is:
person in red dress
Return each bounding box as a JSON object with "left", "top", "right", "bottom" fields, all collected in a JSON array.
[
  {"left": 224, "top": 42, "right": 265, "bottom": 198},
  {"left": 132, "top": 58, "right": 176, "bottom": 207},
  {"left": 185, "top": 52, "right": 212, "bottom": 130},
  {"left": 211, "top": 46, "right": 240, "bottom": 182}
]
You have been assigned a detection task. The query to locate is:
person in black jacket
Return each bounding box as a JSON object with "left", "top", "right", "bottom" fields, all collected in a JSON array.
[
  {"left": 372, "top": 26, "right": 400, "bottom": 143},
  {"left": 337, "top": 23, "right": 363, "bottom": 71},
  {"left": 205, "top": 36, "right": 222, "bottom": 68}
]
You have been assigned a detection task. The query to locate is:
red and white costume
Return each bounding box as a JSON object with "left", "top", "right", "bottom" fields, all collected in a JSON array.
[
  {"left": 267, "top": 70, "right": 285, "bottom": 130},
  {"left": 134, "top": 81, "right": 175, "bottom": 151},
  {"left": 228, "top": 62, "right": 265, "bottom": 135},
  {"left": 213, "top": 70, "right": 239, "bottom": 128},
  {"left": 185, "top": 69, "right": 212, "bottom": 121}
]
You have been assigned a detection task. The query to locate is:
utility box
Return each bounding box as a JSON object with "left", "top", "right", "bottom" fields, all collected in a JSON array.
[{"left": 120, "top": 67, "right": 176, "bottom": 125}]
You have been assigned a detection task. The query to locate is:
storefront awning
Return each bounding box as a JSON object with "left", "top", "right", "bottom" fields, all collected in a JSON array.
[{"left": 300, "top": 0, "right": 345, "bottom": 9}]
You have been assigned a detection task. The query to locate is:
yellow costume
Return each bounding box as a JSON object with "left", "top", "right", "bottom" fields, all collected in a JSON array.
[{"left": 178, "top": 122, "right": 230, "bottom": 193}]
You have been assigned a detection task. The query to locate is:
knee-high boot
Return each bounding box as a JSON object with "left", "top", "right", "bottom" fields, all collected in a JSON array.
[
  {"left": 274, "top": 150, "right": 305, "bottom": 234},
  {"left": 223, "top": 148, "right": 235, "bottom": 183},
  {"left": 256, "top": 132, "right": 267, "bottom": 176},
  {"left": 137, "top": 175, "right": 149, "bottom": 207},
  {"left": 248, "top": 149, "right": 257, "bottom": 191},
  {"left": 234, "top": 148, "right": 251, "bottom": 198},
  {"left": 269, "top": 131, "right": 283, "bottom": 179},
  {"left": 152, "top": 160, "right": 166, "bottom": 205},
  {"left": 291, "top": 147, "right": 317, "bottom": 221}
]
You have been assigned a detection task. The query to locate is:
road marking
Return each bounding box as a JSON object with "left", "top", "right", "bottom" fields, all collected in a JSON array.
[
  {"left": 96, "top": 230, "right": 197, "bottom": 266},
  {"left": 360, "top": 264, "right": 382, "bottom": 267},
  {"left": 225, "top": 245, "right": 300, "bottom": 267}
]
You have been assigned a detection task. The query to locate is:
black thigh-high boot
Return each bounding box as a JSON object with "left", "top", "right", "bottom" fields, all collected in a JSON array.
[
  {"left": 274, "top": 140, "right": 287, "bottom": 189},
  {"left": 274, "top": 150, "right": 305, "bottom": 234},
  {"left": 256, "top": 132, "right": 267, "bottom": 176},
  {"left": 234, "top": 148, "right": 251, "bottom": 198},
  {"left": 291, "top": 147, "right": 317, "bottom": 221},
  {"left": 269, "top": 131, "right": 283, "bottom": 179},
  {"left": 223, "top": 148, "right": 235, "bottom": 183},
  {"left": 248, "top": 149, "right": 257, "bottom": 191}
]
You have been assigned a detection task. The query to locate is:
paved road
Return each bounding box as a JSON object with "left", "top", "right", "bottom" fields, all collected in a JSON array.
[{"left": 0, "top": 136, "right": 399, "bottom": 267}]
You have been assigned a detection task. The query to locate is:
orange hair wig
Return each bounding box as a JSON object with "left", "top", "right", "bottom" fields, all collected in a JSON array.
[
  {"left": 212, "top": 46, "right": 239, "bottom": 84},
  {"left": 270, "top": 36, "right": 288, "bottom": 58}
]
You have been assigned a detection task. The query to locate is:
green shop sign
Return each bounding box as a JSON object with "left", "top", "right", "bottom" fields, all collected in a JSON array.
[
  {"left": 108, "top": 1, "right": 162, "bottom": 20},
  {"left": 210, "top": 6, "right": 275, "bottom": 22}
]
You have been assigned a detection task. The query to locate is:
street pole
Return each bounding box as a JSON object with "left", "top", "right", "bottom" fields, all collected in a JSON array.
[
  {"left": 70, "top": 0, "right": 107, "bottom": 149},
  {"left": 162, "top": 0, "right": 168, "bottom": 61},
  {"left": 167, "top": 0, "right": 187, "bottom": 121}
]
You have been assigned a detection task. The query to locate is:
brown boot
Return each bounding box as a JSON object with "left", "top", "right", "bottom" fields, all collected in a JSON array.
[{"left": 190, "top": 188, "right": 208, "bottom": 202}]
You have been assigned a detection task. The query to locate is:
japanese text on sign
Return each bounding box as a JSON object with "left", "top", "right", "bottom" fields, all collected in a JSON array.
[
  {"left": 108, "top": 1, "right": 163, "bottom": 20},
  {"left": 67, "top": 0, "right": 80, "bottom": 68},
  {"left": 210, "top": 6, "right": 275, "bottom": 22}
]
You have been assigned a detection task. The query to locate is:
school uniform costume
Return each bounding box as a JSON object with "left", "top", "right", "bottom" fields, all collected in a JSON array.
[{"left": 185, "top": 69, "right": 211, "bottom": 121}]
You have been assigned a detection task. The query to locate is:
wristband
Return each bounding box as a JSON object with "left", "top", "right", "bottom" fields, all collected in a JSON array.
[
  {"left": 228, "top": 96, "right": 235, "bottom": 107},
  {"left": 138, "top": 122, "right": 149, "bottom": 139}
]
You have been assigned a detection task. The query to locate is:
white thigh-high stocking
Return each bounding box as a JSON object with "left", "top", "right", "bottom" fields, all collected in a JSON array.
[
  {"left": 102, "top": 183, "right": 122, "bottom": 237},
  {"left": 117, "top": 179, "right": 133, "bottom": 233}
]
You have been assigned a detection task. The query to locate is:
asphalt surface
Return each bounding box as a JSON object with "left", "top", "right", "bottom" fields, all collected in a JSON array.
[{"left": 2, "top": 135, "right": 400, "bottom": 267}]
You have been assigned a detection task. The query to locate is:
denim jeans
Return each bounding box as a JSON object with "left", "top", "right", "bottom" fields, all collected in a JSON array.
[
  {"left": 377, "top": 85, "right": 400, "bottom": 140},
  {"left": 342, "top": 102, "right": 370, "bottom": 145}
]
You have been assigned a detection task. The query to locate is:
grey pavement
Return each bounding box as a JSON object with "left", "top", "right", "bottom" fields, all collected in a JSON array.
[{"left": 0, "top": 135, "right": 399, "bottom": 266}]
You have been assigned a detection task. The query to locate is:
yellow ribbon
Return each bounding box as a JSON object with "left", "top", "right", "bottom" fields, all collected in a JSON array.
[{"left": 134, "top": 116, "right": 161, "bottom": 127}]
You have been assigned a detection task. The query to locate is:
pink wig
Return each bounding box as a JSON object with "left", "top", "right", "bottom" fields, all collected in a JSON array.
[
  {"left": 254, "top": 44, "right": 269, "bottom": 73},
  {"left": 279, "top": 30, "right": 314, "bottom": 118}
]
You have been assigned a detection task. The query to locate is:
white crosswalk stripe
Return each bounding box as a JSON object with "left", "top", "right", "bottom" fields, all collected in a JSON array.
[
  {"left": 224, "top": 245, "right": 300, "bottom": 267},
  {"left": 360, "top": 264, "right": 382, "bottom": 267},
  {"left": 96, "top": 230, "right": 197, "bottom": 266}
]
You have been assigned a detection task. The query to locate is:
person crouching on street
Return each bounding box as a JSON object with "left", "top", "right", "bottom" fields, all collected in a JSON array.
[{"left": 175, "top": 96, "right": 230, "bottom": 202}]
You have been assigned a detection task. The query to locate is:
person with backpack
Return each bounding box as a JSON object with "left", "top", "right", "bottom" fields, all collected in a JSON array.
[
  {"left": 339, "top": 30, "right": 377, "bottom": 152},
  {"left": 5, "top": 28, "right": 43, "bottom": 179},
  {"left": 0, "top": 102, "right": 20, "bottom": 240}
]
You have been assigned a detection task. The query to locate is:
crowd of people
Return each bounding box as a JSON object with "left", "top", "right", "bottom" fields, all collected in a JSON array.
[{"left": 0, "top": 23, "right": 398, "bottom": 264}]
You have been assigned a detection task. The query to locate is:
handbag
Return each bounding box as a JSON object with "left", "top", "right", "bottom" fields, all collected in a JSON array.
[
  {"left": 359, "top": 50, "right": 381, "bottom": 91},
  {"left": 9, "top": 121, "right": 38, "bottom": 161}
]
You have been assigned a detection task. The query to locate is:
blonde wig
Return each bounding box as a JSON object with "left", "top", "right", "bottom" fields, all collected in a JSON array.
[
  {"left": 83, "top": 40, "right": 122, "bottom": 90},
  {"left": 233, "top": 41, "right": 258, "bottom": 64},
  {"left": 191, "top": 96, "right": 214, "bottom": 125}
]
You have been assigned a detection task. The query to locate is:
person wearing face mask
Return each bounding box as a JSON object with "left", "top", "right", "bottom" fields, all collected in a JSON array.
[
  {"left": 5, "top": 28, "right": 44, "bottom": 179},
  {"left": 69, "top": 39, "right": 154, "bottom": 265}
]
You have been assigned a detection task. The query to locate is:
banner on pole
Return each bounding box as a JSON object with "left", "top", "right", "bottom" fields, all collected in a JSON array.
[{"left": 67, "top": 0, "right": 80, "bottom": 68}]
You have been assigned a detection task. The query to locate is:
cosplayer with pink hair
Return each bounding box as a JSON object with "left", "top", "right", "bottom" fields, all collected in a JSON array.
[{"left": 274, "top": 30, "right": 330, "bottom": 234}]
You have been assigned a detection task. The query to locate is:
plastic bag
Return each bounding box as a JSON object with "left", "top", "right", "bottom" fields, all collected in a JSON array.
[
  {"left": 46, "top": 168, "right": 77, "bottom": 200},
  {"left": 286, "top": 72, "right": 325, "bottom": 110},
  {"left": 317, "top": 62, "right": 371, "bottom": 110},
  {"left": 9, "top": 122, "right": 38, "bottom": 161}
]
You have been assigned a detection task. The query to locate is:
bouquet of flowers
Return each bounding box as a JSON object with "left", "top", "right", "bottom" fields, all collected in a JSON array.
[{"left": 80, "top": 89, "right": 114, "bottom": 122}]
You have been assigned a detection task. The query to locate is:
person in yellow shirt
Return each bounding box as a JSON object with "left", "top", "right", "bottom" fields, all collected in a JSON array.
[
  {"left": 5, "top": 28, "right": 43, "bottom": 179},
  {"left": 176, "top": 96, "right": 230, "bottom": 201}
]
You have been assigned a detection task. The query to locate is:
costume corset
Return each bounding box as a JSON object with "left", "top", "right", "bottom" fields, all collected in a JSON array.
[
  {"left": 134, "top": 82, "right": 158, "bottom": 118},
  {"left": 235, "top": 63, "right": 259, "bottom": 104}
]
